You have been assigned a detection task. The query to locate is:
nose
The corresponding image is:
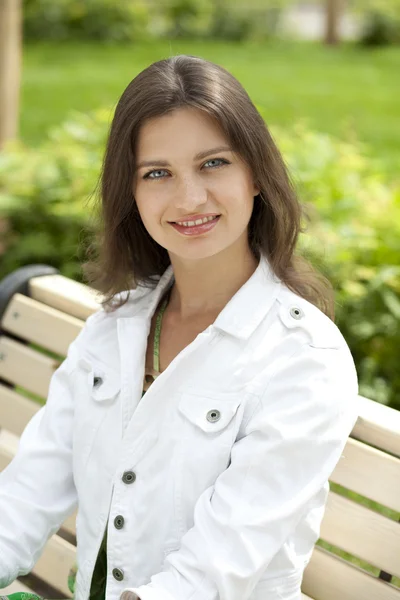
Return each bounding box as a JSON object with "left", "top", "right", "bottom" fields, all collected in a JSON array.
[{"left": 174, "top": 176, "right": 208, "bottom": 212}]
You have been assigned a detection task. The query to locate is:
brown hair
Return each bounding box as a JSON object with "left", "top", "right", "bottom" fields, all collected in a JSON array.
[{"left": 84, "top": 54, "right": 335, "bottom": 320}]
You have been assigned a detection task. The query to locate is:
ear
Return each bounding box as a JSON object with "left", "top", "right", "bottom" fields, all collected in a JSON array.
[{"left": 253, "top": 184, "right": 261, "bottom": 197}]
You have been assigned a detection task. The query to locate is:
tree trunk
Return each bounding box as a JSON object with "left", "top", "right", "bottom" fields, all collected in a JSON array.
[
  {"left": 325, "top": 0, "right": 342, "bottom": 45},
  {"left": 0, "top": 0, "right": 22, "bottom": 150}
]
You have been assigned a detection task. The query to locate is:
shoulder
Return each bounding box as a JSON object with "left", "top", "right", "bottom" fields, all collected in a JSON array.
[
  {"left": 88, "top": 284, "right": 153, "bottom": 325},
  {"left": 275, "top": 285, "right": 346, "bottom": 350},
  {"left": 248, "top": 287, "right": 358, "bottom": 422},
  {"left": 244, "top": 284, "right": 356, "bottom": 399},
  {"left": 70, "top": 283, "right": 155, "bottom": 369}
]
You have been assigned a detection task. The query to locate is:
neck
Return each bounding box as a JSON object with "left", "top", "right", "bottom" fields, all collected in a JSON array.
[{"left": 167, "top": 243, "right": 259, "bottom": 321}]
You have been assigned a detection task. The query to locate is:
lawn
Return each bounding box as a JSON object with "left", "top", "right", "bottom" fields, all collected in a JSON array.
[{"left": 21, "top": 39, "right": 400, "bottom": 177}]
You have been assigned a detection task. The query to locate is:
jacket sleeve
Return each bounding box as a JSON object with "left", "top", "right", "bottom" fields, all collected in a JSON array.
[
  {"left": 0, "top": 327, "right": 86, "bottom": 588},
  {"left": 122, "top": 342, "right": 359, "bottom": 600}
]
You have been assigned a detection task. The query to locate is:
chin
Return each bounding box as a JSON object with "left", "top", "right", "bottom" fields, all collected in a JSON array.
[{"left": 169, "top": 240, "right": 235, "bottom": 263}]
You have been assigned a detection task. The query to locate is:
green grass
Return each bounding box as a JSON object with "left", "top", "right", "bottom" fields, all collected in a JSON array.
[{"left": 21, "top": 39, "right": 400, "bottom": 176}]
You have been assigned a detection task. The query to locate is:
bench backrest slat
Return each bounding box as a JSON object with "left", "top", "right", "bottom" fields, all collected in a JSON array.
[
  {"left": 321, "top": 491, "right": 400, "bottom": 579},
  {"left": 0, "top": 383, "right": 40, "bottom": 436},
  {"left": 0, "top": 425, "right": 77, "bottom": 539},
  {"left": 330, "top": 437, "right": 400, "bottom": 513},
  {"left": 29, "top": 274, "right": 102, "bottom": 320},
  {"left": 303, "top": 546, "right": 400, "bottom": 600},
  {"left": 0, "top": 428, "right": 19, "bottom": 471},
  {"left": 352, "top": 395, "right": 400, "bottom": 457},
  {"left": 2, "top": 293, "right": 84, "bottom": 356},
  {"left": 0, "top": 337, "right": 57, "bottom": 398}
]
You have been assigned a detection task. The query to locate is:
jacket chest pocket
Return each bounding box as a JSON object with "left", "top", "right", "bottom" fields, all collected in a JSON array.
[
  {"left": 175, "top": 391, "right": 242, "bottom": 527},
  {"left": 178, "top": 394, "right": 242, "bottom": 439},
  {"left": 72, "top": 357, "right": 121, "bottom": 487}
]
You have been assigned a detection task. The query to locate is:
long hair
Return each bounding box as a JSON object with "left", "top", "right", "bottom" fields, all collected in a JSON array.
[{"left": 84, "top": 54, "right": 335, "bottom": 320}]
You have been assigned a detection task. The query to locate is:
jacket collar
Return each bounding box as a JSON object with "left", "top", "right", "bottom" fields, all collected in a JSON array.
[{"left": 140, "top": 253, "right": 282, "bottom": 341}]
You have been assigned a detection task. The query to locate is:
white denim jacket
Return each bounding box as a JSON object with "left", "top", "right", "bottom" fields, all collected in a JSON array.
[{"left": 0, "top": 254, "right": 359, "bottom": 600}]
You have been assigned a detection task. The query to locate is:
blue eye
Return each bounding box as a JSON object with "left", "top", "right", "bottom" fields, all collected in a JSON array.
[
  {"left": 204, "top": 158, "right": 228, "bottom": 169},
  {"left": 143, "top": 169, "right": 168, "bottom": 180},
  {"left": 142, "top": 158, "right": 229, "bottom": 180}
]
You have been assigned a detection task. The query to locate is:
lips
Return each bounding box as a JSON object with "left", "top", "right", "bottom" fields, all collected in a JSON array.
[
  {"left": 170, "top": 215, "right": 221, "bottom": 236},
  {"left": 171, "top": 214, "right": 220, "bottom": 224}
]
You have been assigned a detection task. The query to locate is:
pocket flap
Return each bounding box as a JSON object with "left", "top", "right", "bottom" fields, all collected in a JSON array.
[
  {"left": 91, "top": 372, "right": 120, "bottom": 402},
  {"left": 178, "top": 395, "right": 241, "bottom": 433},
  {"left": 78, "top": 358, "right": 120, "bottom": 402}
]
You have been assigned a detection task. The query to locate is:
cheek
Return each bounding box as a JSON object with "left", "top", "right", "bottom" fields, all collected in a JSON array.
[
  {"left": 221, "top": 178, "right": 255, "bottom": 215},
  {"left": 135, "top": 189, "right": 163, "bottom": 225}
]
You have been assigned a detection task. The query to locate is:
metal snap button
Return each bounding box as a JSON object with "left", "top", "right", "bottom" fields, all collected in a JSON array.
[
  {"left": 114, "top": 515, "right": 125, "bottom": 530},
  {"left": 289, "top": 307, "right": 304, "bottom": 320},
  {"left": 206, "top": 409, "right": 221, "bottom": 423},
  {"left": 112, "top": 567, "right": 124, "bottom": 581},
  {"left": 93, "top": 376, "right": 103, "bottom": 387},
  {"left": 122, "top": 471, "right": 136, "bottom": 484}
]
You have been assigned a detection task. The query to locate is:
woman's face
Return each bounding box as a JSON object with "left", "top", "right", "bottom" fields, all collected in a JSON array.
[{"left": 133, "top": 107, "right": 259, "bottom": 263}]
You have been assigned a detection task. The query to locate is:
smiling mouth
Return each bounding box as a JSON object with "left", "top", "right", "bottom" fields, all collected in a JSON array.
[
  {"left": 171, "top": 215, "right": 220, "bottom": 227},
  {"left": 169, "top": 215, "right": 221, "bottom": 236}
]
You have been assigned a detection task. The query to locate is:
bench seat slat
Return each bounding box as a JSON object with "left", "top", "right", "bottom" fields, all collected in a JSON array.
[
  {"left": 302, "top": 546, "right": 400, "bottom": 600},
  {"left": 0, "top": 337, "right": 56, "bottom": 398},
  {"left": 2, "top": 293, "right": 84, "bottom": 356},
  {"left": 331, "top": 438, "right": 400, "bottom": 513},
  {"left": 321, "top": 491, "right": 400, "bottom": 578},
  {"left": 32, "top": 534, "right": 75, "bottom": 598},
  {"left": 0, "top": 579, "right": 38, "bottom": 595}
]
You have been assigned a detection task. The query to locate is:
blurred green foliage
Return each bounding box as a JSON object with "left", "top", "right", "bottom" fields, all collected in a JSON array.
[
  {"left": 22, "top": 0, "right": 400, "bottom": 45},
  {"left": 0, "top": 109, "right": 108, "bottom": 280},
  {"left": 0, "top": 108, "right": 399, "bottom": 409},
  {"left": 22, "top": 0, "right": 287, "bottom": 42},
  {"left": 23, "top": 0, "right": 151, "bottom": 42},
  {"left": 353, "top": 0, "right": 400, "bottom": 45},
  {"left": 268, "top": 119, "right": 400, "bottom": 410}
]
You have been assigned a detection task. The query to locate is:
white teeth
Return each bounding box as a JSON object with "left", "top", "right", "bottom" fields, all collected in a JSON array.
[{"left": 176, "top": 215, "right": 218, "bottom": 227}]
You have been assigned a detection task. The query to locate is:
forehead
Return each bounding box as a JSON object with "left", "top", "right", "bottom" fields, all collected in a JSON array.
[{"left": 135, "top": 107, "right": 229, "bottom": 155}]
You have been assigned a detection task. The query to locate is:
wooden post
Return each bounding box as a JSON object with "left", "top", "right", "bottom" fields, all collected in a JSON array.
[
  {"left": 325, "top": 0, "right": 342, "bottom": 45},
  {"left": 0, "top": 0, "right": 22, "bottom": 150}
]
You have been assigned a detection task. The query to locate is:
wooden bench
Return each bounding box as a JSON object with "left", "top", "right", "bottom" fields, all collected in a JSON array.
[{"left": 0, "top": 265, "right": 399, "bottom": 600}]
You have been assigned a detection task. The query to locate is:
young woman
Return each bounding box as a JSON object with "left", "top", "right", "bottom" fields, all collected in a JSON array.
[{"left": 0, "top": 55, "right": 358, "bottom": 600}]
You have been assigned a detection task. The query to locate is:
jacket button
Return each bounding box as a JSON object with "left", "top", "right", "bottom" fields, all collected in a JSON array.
[
  {"left": 289, "top": 306, "right": 304, "bottom": 320},
  {"left": 114, "top": 515, "right": 125, "bottom": 529},
  {"left": 113, "top": 567, "right": 124, "bottom": 581},
  {"left": 122, "top": 471, "right": 136, "bottom": 484},
  {"left": 93, "top": 376, "right": 103, "bottom": 387},
  {"left": 206, "top": 409, "right": 221, "bottom": 423}
]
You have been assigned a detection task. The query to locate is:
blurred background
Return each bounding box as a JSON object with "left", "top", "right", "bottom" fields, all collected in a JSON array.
[{"left": 0, "top": 0, "right": 399, "bottom": 412}]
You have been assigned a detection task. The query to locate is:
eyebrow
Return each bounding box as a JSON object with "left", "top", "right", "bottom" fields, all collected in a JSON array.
[{"left": 135, "top": 145, "right": 233, "bottom": 170}]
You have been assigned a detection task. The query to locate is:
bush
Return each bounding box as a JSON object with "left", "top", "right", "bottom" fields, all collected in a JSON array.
[
  {"left": 0, "top": 108, "right": 399, "bottom": 410},
  {"left": 22, "top": 0, "right": 287, "bottom": 42},
  {"left": 353, "top": 0, "right": 400, "bottom": 46},
  {"left": 23, "top": 0, "right": 151, "bottom": 42},
  {"left": 161, "top": 0, "right": 214, "bottom": 39},
  {"left": 265, "top": 118, "right": 400, "bottom": 409},
  {"left": 0, "top": 109, "right": 109, "bottom": 279},
  {"left": 210, "top": 3, "right": 283, "bottom": 42},
  {"left": 360, "top": 11, "right": 400, "bottom": 45}
]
